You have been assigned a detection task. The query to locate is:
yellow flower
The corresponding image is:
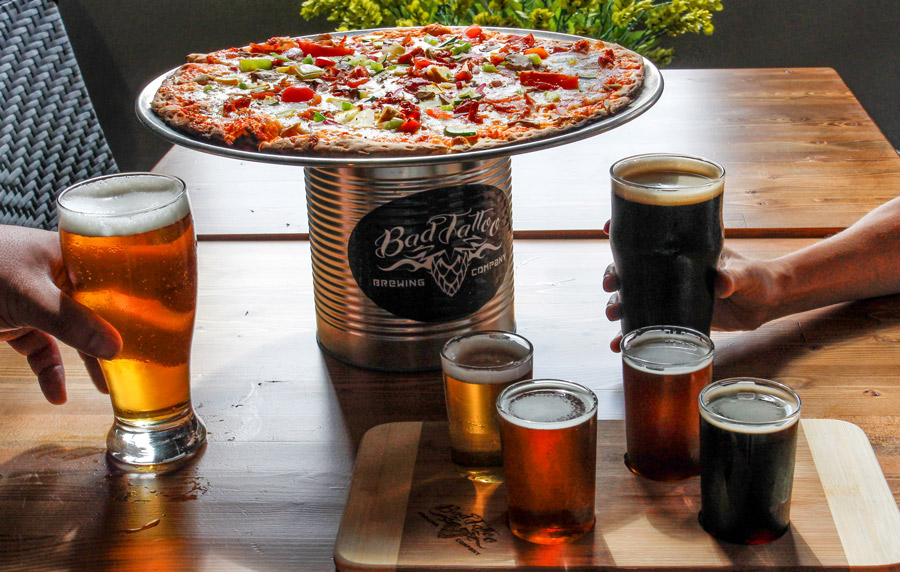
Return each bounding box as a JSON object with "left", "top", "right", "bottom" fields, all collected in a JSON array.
[
  {"left": 453, "top": 0, "right": 474, "bottom": 19},
  {"left": 473, "top": 11, "right": 505, "bottom": 26},
  {"left": 489, "top": 0, "right": 512, "bottom": 12},
  {"left": 530, "top": 7, "right": 554, "bottom": 30}
]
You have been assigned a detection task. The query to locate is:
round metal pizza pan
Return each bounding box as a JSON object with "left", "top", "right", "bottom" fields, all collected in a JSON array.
[{"left": 135, "top": 27, "right": 663, "bottom": 168}]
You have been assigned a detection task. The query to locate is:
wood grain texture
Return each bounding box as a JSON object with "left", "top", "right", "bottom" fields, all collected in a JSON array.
[
  {"left": 335, "top": 419, "right": 900, "bottom": 571},
  {"left": 152, "top": 68, "right": 900, "bottom": 239},
  {"left": 2, "top": 239, "right": 900, "bottom": 571}
]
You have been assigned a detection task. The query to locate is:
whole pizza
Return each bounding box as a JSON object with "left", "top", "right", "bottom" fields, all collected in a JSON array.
[{"left": 151, "top": 23, "right": 644, "bottom": 156}]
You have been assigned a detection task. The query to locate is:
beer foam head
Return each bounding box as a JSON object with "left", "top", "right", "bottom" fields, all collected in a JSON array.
[
  {"left": 58, "top": 173, "right": 189, "bottom": 237},
  {"left": 611, "top": 153, "right": 724, "bottom": 206},
  {"left": 700, "top": 378, "right": 801, "bottom": 434},
  {"left": 441, "top": 331, "right": 533, "bottom": 384},
  {"left": 498, "top": 379, "right": 597, "bottom": 429},
  {"left": 622, "top": 326, "right": 714, "bottom": 375}
]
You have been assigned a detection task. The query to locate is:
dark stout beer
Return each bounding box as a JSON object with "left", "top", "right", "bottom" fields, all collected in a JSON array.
[
  {"left": 621, "top": 326, "right": 713, "bottom": 481},
  {"left": 498, "top": 379, "right": 598, "bottom": 545},
  {"left": 610, "top": 154, "right": 725, "bottom": 335},
  {"left": 699, "top": 378, "right": 801, "bottom": 545}
]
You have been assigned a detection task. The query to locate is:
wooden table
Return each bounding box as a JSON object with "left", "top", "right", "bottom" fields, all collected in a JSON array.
[
  {"left": 152, "top": 68, "right": 900, "bottom": 240},
  {"left": 2, "top": 68, "right": 900, "bottom": 570}
]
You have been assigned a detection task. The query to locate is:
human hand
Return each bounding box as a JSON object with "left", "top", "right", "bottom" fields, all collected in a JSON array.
[
  {"left": 603, "top": 245, "right": 780, "bottom": 352},
  {"left": 0, "top": 226, "right": 121, "bottom": 404}
]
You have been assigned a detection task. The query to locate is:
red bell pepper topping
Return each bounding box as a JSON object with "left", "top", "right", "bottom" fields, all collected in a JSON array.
[
  {"left": 399, "top": 119, "right": 421, "bottom": 133},
  {"left": 524, "top": 47, "right": 549, "bottom": 59},
  {"left": 426, "top": 108, "right": 453, "bottom": 119},
  {"left": 398, "top": 47, "right": 425, "bottom": 65},
  {"left": 297, "top": 40, "right": 354, "bottom": 58},
  {"left": 519, "top": 71, "right": 579, "bottom": 90},
  {"left": 281, "top": 85, "right": 316, "bottom": 103},
  {"left": 315, "top": 57, "right": 335, "bottom": 68},
  {"left": 463, "top": 25, "right": 483, "bottom": 39},
  {"left": 455, "top": 69, "right": 473, "bottom": 82}
]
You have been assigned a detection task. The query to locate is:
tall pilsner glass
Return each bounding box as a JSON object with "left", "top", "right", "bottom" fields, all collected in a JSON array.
[{"left": 57, "top": 173, "right": 206, "bottom": 470}]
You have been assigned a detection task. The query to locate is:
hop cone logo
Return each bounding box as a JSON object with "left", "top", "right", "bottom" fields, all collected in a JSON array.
[{"left": 431, "top": 249, "right": 471, "bottom": 297}]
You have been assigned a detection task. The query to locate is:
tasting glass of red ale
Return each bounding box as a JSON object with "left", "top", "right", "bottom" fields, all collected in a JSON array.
[
  {"left": 497, "top": 379, "right": 598, "bottom": 545},
  {"left": 57, "top": 173, "right": 206, "bottom": 470},
  {"left": 609, "top": 153, "right": 725, "bottom": 336},
  {"left": 699, "top": 378, "right": 801, "bottom": 545},
  {"left": 440, "top": 331, "right": 534, "bottom": 482},
  {"left": 620, "top": 326, "right": 714, "bottom": 481}
]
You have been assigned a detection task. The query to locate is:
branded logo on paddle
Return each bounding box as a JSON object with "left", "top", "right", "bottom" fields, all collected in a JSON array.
[
  {"left": 348, "top": 184, "right": 511, "bottom": 322},
  {"left": 418, "top": 504, "right": 498, "bottom": 554}
]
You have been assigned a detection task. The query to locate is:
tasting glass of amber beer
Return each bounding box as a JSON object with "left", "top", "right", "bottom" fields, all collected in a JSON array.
[
  {"left": 621, "top": 326, "right": 713, "bottom": 481},
  {"left": 699, "top": 377, "right": 801, "bottom": 545},
  {"left": 497, "top": 379, "right": 598, "bottom": 544},
  {"left": 57, "top": 173, "right": 206, "bottom": 470},
  {"left": 440, "top": 331, "right": 533, "bottom": 481},
  {"left": 609, "top": 153, "right": 725, "bottom": 335}
]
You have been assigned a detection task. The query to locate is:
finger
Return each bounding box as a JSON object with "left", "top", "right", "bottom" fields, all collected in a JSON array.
[
  {"left": 715, "top": 267, "right": 737, "bottom": 298},
  {"left": 605, "top": 292, "right": 621, "bottom": 321},
  {"left": 610, "top": 331, "right": 622, "bottom": 353},
  {"left": 79, "top": 351, "right": 109, "bottom": 394},
  {"left": 602, "top": 263, "right": 618, "bottom": 292},
  {"left": 6, "top": 330, "right": 67, "bottom": 404},
  {"left": 12, "top": 283, "right": 122, "bottom": 360}
]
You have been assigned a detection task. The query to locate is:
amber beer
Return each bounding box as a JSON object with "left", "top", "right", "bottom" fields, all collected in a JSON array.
[
  {"left": 57, "top": 173, "right": 205, "bottom": 468},
  {"left": 609, "top": 154, "right": 725, "bottom": 335},
  {"left": 440, "top": 331, "right": 533, "bottom": 470},
  {"left": 621, "top": 326, "right": 713, "bottom": 481},
  {"left": 497, "top": 379, "right": 597, "bottom": 544},
  {"left": 700, "top": 378, "right": 801, "bottom": 544}
]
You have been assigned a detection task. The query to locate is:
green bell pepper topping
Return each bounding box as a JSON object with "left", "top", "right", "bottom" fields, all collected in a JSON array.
[
  {"left": 313, "top": 111, "right": 326, "bottom": 122},
  {"left": 381, "top": 117, "right": 405, "bottom": 130},
  {"left": 451, "top": 42, "right": 473, "bottom": 56},
  {"left": 482, "top": 63, "right": 498, "bottom": 73},
  {"left": 527, "top": 53, "right": 543, "bottom": 66},
  {"left": 239, "top": 58, "right": 273, "bottom": 72}
]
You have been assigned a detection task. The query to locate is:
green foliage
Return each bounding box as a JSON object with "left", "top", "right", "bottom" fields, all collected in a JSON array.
[{"left": 299, "top": 0, "right": 723, "bottom": 66}]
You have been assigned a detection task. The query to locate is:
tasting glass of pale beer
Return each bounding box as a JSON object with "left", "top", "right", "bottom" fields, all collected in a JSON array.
[
  {"left": 57, "top": 173, "right": 206, "bottom": 470},
  {"left": 699, "top": 378, "right": 801, "bottom": 545},
  {"left": 440, "top": 331, "right": 533, "bottom": 481},
  {"left": 621, "top": 326, "right": 713, "bottom": 481},
  {"left": 497, "top": 379, "right": 597, "bottom": 544},
  {"left": 609, "top": 154, "right": 725, "bottom": 336}
]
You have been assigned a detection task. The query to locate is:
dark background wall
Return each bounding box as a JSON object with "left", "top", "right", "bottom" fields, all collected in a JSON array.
[{"left": 57, "top": 0, "right": 900, "bottom": 171}]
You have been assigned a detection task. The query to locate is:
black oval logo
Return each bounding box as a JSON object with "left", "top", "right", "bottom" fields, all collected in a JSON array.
[{"left": 348, "top": 184, "right": 511, "bottom": 322}]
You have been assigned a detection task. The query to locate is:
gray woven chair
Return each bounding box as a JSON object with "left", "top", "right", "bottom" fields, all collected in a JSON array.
[{"left": 0, "top": 0, "right": 118, "bottom": 229}]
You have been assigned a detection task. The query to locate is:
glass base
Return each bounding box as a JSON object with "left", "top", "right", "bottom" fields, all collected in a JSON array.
[
  {"left": 455, "top": 465, "right": 505, "bottom": 483},
  {"left": 106, "top": 408, "right": 207, "bottom": 472}
]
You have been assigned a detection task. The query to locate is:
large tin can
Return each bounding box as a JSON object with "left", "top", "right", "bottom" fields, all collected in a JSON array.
[{"left": 306, "top": 158, "right": 515, "bottom": 371}]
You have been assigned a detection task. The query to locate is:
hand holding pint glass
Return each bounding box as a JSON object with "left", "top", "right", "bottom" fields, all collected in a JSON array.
[
  {"left": 57, "top": 173, "right": 206, "bottom": 469},
  {"left": 609, "top": 154, "right": 725, "bottom": 336}
]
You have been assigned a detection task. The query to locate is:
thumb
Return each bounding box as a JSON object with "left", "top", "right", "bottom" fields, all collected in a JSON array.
[{"left": 715, "top": 267, "right": 737, "bottom": 299}]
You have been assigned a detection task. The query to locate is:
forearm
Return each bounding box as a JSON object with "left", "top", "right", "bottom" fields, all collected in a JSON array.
[{"left": 765, "top": 196, "right": 900, "bottom": 321}]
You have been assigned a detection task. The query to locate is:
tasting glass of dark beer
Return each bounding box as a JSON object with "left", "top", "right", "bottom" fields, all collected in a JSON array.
[
  {"left": 609, "top": 153, "right": 725, "bottom": 335},
  {"left": 497, "top": 379, "right": 597, "bottom": 544},
  {"left": 57, "top": 173, "right": 206, "bottom": 470},
  {"left": 699, "top": 377, "right": 801, "bottom": 545},
  {"left": 441, "top": 331, "right": 533, "bottom": 481},
  {"left": 621, "top": 326, "right": 713, "bottom": 481}
]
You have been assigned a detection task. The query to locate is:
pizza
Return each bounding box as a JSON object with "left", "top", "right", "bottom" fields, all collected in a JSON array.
[{"left": 151, "top": 23, "right": 644, "bottom": 157}]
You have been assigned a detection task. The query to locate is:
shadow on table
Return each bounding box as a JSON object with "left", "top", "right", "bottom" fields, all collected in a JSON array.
[
  {"left": 0, "top": 444, "right": 206, "bottom": 571},
  {"left": 714, "top": 294, "right": 900, "bottom": 381},
  {"left": 320, "top": 350, "right": 447, "bottom": 449}
]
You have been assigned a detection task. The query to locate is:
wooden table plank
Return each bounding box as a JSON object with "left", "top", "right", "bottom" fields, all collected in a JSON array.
[
  {"left": 1, "top": 238, "right": 899, "bottom": 570},
  {"left": 152, "top": 68, "right": 900, "bottom": 239}
]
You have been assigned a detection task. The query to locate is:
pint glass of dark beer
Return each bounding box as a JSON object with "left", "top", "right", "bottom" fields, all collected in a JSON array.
[
  {"left": 699, "top": 377, "right": 801, "bottom": 544},
  {"left": 58, "top": 173, "right": 206, "bottom": 469},
  {"left": 621, "top": 326, "right": 713, "bottom": 481},
  {"left": 497, "top": 379, "right": 597, "bottom": 544},
  {"left": 609, "top": 154, "right": 725, "bottom": 335},
  {"left": 441, "top": 331, "right": 533, "bottom": 481}
]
